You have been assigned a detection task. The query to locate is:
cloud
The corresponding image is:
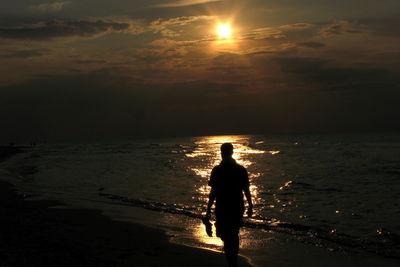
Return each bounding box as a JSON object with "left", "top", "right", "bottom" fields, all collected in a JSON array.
[
  {"left": 297, "top": 42, "right": 326, "bottom": 48},
  {"left": 239, "top": 27, "right": 286, "bottom": 40},
  {"left": 74, "top": 59, "right": 108, "bottom": 65},
  {"left": 319, "top": 21, "right": 364, "bottom": 37},
  {"left": 0, "top": 48, "right": 49, "bottom": 58},
  {"left": 29, "top": 1, "right": 68, "bottom": 13},
  {"left": 151, "top": 16, "right": 214, "bottom": 26},
  {"left": 0, "top": 19, "right": 138, "bottom": 41},
  {"left": 276, "top": 56, "right": 398, "bottom": 91},
  {"left": 279, "top": 23, "right": 315, "bottom": 31},
  {"left": 150, "top": 15, "right": 214, "bottom": 37},
  {"left": 241, "top": 43, "right": 297, "bottom": 55},
  {"left": 153, "top": 0, "right": 223, "bottom": 8},
  {"left": 150, "top": 38, "right": 201, "bottom": 48},
  {"left": 359, "top": 17, "right": 400, "bottom": 38},
  {"left": 134, "top": 38, "right": 208, "bottom": 62}
]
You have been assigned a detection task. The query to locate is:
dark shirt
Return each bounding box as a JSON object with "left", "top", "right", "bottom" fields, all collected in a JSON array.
[{"left": 208, "top": 159, "right": 249, "bottom": 217}]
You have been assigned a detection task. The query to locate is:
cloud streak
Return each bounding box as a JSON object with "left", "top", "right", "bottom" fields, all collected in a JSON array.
[
  {"left": 319, "top": 21, "right": 364, "bottom": 37},
  {"left": 150, "top": 15, "right": 214, "bottom": 37},
  {"left": 279, "top": 23, "right": 315, "bottom": 31},
  {"left": 239, "top": 27, "right": 286, "bottom": 40},
  {"left": 297, "top": 42, "right": 326, "bottom": 48},
  {"left": 0, "top": 19, "right": 138, "bottom": 41},
  {"left": 153, "top": 0, "right": 223, "bottom": 8},
  {"left": 0, "top": 48, "right": 49, "bottom": 58},
  {"left": 29, "top": 1, "right": 68, "bottom": 13},
  {"left": 276, "top": 56, "right": 398, "bottom": 91}
]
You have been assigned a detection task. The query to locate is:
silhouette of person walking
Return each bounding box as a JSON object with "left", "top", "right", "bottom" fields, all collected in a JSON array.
[{"left": 205, "top": 143, "right": 253, "bottom": 267}]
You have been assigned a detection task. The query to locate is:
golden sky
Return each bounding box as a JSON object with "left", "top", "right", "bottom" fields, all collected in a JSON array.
[{"left": 0, "top": 0, "right": 399, "bottom": 141}]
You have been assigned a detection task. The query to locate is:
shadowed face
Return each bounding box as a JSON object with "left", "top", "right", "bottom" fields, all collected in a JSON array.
[{"left": 221, "top": 143, "right": 233, "bottom": 160}]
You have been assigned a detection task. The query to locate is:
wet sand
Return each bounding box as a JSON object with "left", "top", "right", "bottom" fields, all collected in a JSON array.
[
  {"left": 3, "top": 147, "right": 397, "bottom": 267},
  {"left": 0, "top": 146, "right": 25, "bottom": 161},
  {"left": 0, "top": 148, "right": 252, "bottom": 267},
  {"left": 0, "top": 180, "right": 254, "bottom": 267}
]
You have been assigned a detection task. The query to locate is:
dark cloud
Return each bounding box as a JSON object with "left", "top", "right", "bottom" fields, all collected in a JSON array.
[
  {"left": 74, "top": 59, "right": 108, "bottom": 64},
  {"left": 276, "top": 57, "right": 399, "bottom": 91},
  {"left": 279, "top": 23, "right": 315, "bottom": 31},
  {"left": 277, "top": 57, "right": 327, "bottom": 74},
  {"left": 359, "top": 17, "right": 400, "bottom": 37},
  {"left": 0, "top": 48, "right": 49, "bottom": 58},
  {"left": 0, "top": 0, "right": 226, "bottom": 21},
  {"left": 153, "top": 0, "right": 223, "bottom": 8},
  {"left": 1, "top": 0, "right": 399, "bottom": 25},
  {"left": 0, "top": 19, "right": 134, "bottom": 41},
  {"left": 319, "top": 21, "right": 364, "bottom": 37},
  {"left": 297, "top": 42, "right": 326, "bottom": 48}
]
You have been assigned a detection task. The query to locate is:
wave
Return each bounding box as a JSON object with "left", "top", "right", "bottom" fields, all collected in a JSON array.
[{"left": 99, "top": 192, "right": 400, "bottom": 260}]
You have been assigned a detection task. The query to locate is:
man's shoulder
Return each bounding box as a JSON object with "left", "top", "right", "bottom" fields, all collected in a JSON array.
[
  {"left": 236, "top": 163, "right": 245, "bottom": 169},
  {"left": 234, "top": 163, "right": 246, "bottom": 172},
  {"left": 216, "top": 162, "right": 247, "bottom": 172},
  {"left": 212, "top": 165, "right": 221, "bottom": 171}
]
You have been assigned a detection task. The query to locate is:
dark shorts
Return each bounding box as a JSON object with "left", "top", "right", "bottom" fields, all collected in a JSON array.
[{"left": 215, "top": 210, "right": 244, "bottom": 240}]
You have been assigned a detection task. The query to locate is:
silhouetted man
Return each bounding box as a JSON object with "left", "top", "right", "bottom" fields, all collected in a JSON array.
[{"left": 205, "top": 143, "right": 253, "bottom": 267}]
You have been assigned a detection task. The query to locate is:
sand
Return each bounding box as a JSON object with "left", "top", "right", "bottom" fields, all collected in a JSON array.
[
  {"left": 2, "top": 147, "right": 398, "bottom": 267},
  {"left": 0, "top": 148, "right": 252, "bottom": 267}
]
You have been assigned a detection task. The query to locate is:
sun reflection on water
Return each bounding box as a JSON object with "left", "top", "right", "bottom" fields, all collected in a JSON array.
[
  {"left": 193, "top": 221, "right": 224, "bottom": 247},
  {"left": 186, "top": 135, "right": 271, "bottom": 247},
  {"left": 186, "top": 135, "right": 265, "bottom": 175}
]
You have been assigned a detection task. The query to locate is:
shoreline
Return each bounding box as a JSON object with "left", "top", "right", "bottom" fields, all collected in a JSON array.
[
  {"left": 0, "top": 145, "right": 28, "bottom": 162},
  {"left": 2, "top": 144, "right": 399, "bottom": 267},
  {"left": 0, "top": 178, "right": 253, "bottom": 267},
  {"left": 0, "top": 149, "right": 252, "bottom": 267}
]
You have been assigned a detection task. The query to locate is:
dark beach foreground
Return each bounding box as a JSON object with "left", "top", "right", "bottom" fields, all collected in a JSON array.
[
  {"left": 3, "top": 141, "right": 399, "bottom": 267},
  {"left": 0, "top": 146, "right": 25, "bottom": 161},
  {"left": 0, "top": 149, "right": 252, "bottom": 267},
  {"left": 0, "top": 181, "right": 254, "bottom": 267}
]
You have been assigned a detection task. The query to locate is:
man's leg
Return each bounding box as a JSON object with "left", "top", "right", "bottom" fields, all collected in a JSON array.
[{"left": 223, "top": 232, "right": 239, "bottom": 267}]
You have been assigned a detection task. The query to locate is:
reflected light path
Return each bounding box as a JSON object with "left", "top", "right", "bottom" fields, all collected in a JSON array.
[
  {"left": 193, "top": 221, "right": 224, "bottom": 247},
  {"left": 186, "top": 135, "right": 271, "bottom": 247}
]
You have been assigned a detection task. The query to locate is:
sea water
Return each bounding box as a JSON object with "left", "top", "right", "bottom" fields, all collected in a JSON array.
[{"left": 1, "top": 133, "right": 399, "bottom": 265}]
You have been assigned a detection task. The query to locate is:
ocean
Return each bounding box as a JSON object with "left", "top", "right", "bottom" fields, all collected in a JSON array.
[{"left": 1, "top": 133, "right": 399, "bottom": 266}]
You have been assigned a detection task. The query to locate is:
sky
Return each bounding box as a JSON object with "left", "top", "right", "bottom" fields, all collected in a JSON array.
[{"left": 1, "top": 0, "right": 399, "bottom": 142}]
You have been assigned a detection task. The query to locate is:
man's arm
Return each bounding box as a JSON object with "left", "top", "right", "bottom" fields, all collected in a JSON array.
[
  {"left": 244, "top": 187, "right": 253, "bottom": 217},
  {"left": 242, "top": 167, "right": 253, "bottom": 217},
  {"left": 206, "top": 187, "right": 216, "bottom": 218}
]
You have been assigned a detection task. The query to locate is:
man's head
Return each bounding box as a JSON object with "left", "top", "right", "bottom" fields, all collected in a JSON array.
[{"left": 220, "top": 143, "right": 234, "bottom": 160}]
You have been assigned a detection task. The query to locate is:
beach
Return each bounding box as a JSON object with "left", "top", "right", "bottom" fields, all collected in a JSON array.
[
  {"left": 0, "top": 181, "right": 253, "bottom": 267},
  {"left": 0, "top": 148, "right": 252, "bottom": 267},
  {"left": 2, "top": 0, "right": 399, "bottom": 265},
  {"left": 1, "top": 134, "right": 399, "bottom": 267},
  {"left": 2, "top": 177, "right": 398, "bottom": 267}
]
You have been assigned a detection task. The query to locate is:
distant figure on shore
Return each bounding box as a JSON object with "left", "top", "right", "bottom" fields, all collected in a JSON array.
[{"left": 205, "top": 143, "right": 253, "bottom": 267}]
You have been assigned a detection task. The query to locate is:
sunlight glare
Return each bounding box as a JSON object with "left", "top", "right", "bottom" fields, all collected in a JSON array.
[{"left": 217, "top": 24, "right": 232, "bottom": 39}]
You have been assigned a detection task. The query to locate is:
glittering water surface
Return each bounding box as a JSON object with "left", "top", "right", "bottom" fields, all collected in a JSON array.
[{"left": 2, "top": 133, "right": 400, "bottom": 262}]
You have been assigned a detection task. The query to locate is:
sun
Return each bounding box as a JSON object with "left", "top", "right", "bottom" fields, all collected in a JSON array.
[{"left": 217, "top": 24, "right": 232, "bottom": 39}]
